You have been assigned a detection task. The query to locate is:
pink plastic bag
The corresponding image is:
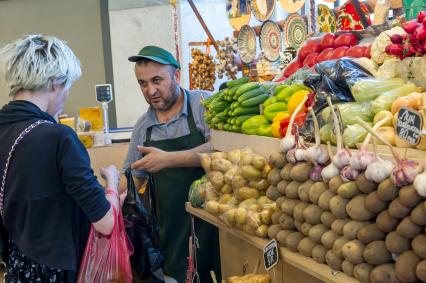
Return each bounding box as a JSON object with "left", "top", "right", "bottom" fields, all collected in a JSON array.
[{"left": 77, "top": 206, "right": 133, "bottom": 283}]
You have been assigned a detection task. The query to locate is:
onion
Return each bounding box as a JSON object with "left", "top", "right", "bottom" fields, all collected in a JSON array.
[
  {"left": 280, "top": 95, "right": 309, "bottom": 152},
  {"left": 356, "top": 118, "right": 423, "bottom": 187},
  {"left": 305, "top": 107, "right": 329, "bottom": 165}
]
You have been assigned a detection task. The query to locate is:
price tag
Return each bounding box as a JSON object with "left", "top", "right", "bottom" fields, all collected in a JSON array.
[
  {"left": 396, "top": 107, "right": 423, "bottom": 145},
  {"left": 263, "top": 239, "right": 279, "bottom": 271},
  {"left": 95, "top": 84, "right": 113, "bottom": 103}
]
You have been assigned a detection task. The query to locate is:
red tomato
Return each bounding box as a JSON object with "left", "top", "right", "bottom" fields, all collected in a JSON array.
[
  {"left": 330, "top": 46, "right": 349, "bottom": 59},
  {"left": 345, "top": 45, "right": 367, "bottom": 58},
  {"left": 316, "top": 48, "right": 334, "bottom": 62},
  {"left": 364, "top": 45, "right": 372, "bottom": 58},
  {"left": 303, "top": 53, "right": 319, "bottom": 67},
  {"left": 283, "top": 60, "right": 303, "bottom": 78},
  {"left": 298, "top": 40, "right": 322, "bottom": 62},
  {"left": 320, "top": 33, "right": 336, "bottom": 50},
  {"left": 333, "top": 33, "right": 358, "bottom": 48}
]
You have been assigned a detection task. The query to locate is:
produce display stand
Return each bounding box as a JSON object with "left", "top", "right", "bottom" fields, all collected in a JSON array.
[{"left": 186, "top": 129, "right": 426, "bottom": 282}]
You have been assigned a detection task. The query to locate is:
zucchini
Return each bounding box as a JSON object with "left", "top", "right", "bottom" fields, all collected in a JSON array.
[
  {"left": 237, "top": 88, "right": 264, "bottom": 103},
  {"left": 230, "top": 101, "right": 240, "bottom": 110},
  {"left": 241, "top": 94, "right": 269, "bottom": 107},
  {"left": 233, "top": 105, "right": 260, "bottom": 116},
  {"left": 211, "top": 100, "right": 230, "bottom": 113},
  {"left": 228, "top": 85, "right": 240, "bottom": 96},
  {"left": 235, "top": 82, "right": 259, "bottom": 96},
  {"left": 226, "top": 77, "right": 249, "bottom": 88},
  {"left": 235, "top": 114, "right": 256, "bottom": 125}
]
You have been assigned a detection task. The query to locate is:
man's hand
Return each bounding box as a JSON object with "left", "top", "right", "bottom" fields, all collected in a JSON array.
[
  {"left": 131, "top": 146, "right": 170, "bottom": 173},
  {"left": 100, "top": 165, "right": 120, "bottom": 190}
]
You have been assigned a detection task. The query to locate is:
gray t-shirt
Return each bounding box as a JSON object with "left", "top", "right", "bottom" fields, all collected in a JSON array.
[{"left": 123, "top": 89, "right": 211, "bottom": 178}]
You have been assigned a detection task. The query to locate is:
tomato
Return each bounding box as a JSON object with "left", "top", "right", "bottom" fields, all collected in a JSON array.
[
  {"left": 333, "top": 33, "right": 358, "bottom": 48},
  {"left": 298, "top": 40, "right": 322, "bottom": 62},
  {"left": 345, "top": 45, "right": 367, "bottom": 58},
  {"left": 316, "top": 48, "right": 334, "bottom": 62},
  {"left": 320, "top": 33, "right": 336, "bottom": 50},
  {"left": 303, "top": 53, "right": 319, "bottom": 67},
  {"left": 283, "top": 60, "right": 303, "bottom": 78},
  {"left": 330, "top": 46, "right": 349, "bottom": 60},
  {"left": 364, "top": 45, "right": 371, "bottom": 58}
]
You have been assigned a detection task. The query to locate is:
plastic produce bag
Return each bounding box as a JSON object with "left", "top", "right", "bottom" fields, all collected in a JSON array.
[
  {"left": 77, "top": 206, "right": 133, "bottom": 283},
  {"left": 371, "top": 83, "right": 417, "bottom": 114},
  {"left": 343, "top": 123, "right": 371, "bottom": 148},
  {"left": 321, "top": 102, "right": 374, "bottom": 126},
  {"left": 351, "top": 78, "right": 405, "bottom": 102}
]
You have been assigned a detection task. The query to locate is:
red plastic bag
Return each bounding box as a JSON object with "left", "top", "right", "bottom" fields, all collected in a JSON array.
[{"left": 77, "top": 206, "right": 133, "bottom": 283}]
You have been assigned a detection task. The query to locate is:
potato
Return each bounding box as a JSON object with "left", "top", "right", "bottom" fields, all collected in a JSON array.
[
  {"left": 342, "top": 260, "right": 354, "bottom": 277},
  {"left": 337, "top": 181, "right": 360, "bottom": 198},
  {"left": 257, "top": 196, "right": 273, "bottom": 207},
  {"left": 285, "top": 181, "right": 301, "bottom": 199},
  {"left": 255, "top": 225, "right": 269, "bottom": 238},
  {"left": 329, "top": 195, "right": 349, "bottom": 219},
  {"left": 242, "top": 165, "right": 262, "bottom": 181},
  {"left": 269, "top": 152, "right": 287, "bottom": 169},
  {"left": 355, "top": 173, "right": 377, "bottom": 194},
  {"left": 241, "top": 152, "right": 253, "bottom": 165},
  {"left": 376, "top": 210, "right": 400, "bottom": 233},
  {"left": 317, "top": 191, "right": 334, "bottom": 211},
  {"left": 321, "top": 230, "right": 339, "bottom": 249},
  {"left": 211, "top": 151, "right": 227, "bottom": 160},
  {"left": 247, "top": 203, "right": 262, "bottom": 213},
  {"left": 199, "top": 153, "right": 211, "bottom": 172},
  {"left": 260, "top": 208, "right": 274, "bottom": 225},
  {"left": 276, "top": 230, "right": 293, "bottom": 246},
  {"left": 363, "top": 241, "right": 392, "bottom": 265},
  {"left": 250, "top": 179, "right": 269, "bottom": 191},
  {"left": 303, "top": 204, "right": 324, "bottom": 225},
  {"left": 333, "top": 236, "right": 349, "bottom": 259},
  {"left": 280, "top": 163, "right": 294, "bottom": 181},
  {"left": 246, "top": 211, "right": 262, "bottom": 229},
  {"left": 232, "top": 175, "right": 248, "bottom": 190},
  {"left": 342, "top": 240, "right": 365, "bottom": 264},
  {"left": 218, "top": 203, "right": 232, "bottom": 214},
  {"left": 346, "top": 195, "right": 375, "bottom": 221},
  {"left": 226, "top": 149, "right": 241, "bottom": 164},
  {"left": 281, "top": 199, "right": 299, "bottom": 216},
  {"left": 298, "top": 180, "right": 314, "bottom": 202},
  {"left": 266, "top": 185, "right": 281, "bottom": 201},
  {"left": 238, "top": 187, "right": 259, "bottom": 200},
  {"left": 298, "top": 237, "right": 316, "bottom": 257},
  {"left": 205, "top": 200, "right": 220, "bottom": 215},
  {"left": 235, "top": 207, "right": 248, "bottom": 225},
  {"left": 343, "top": 221, "right": 369, "bottom": 241},
  {"left": 267, "top": 168, "right": 281, "bottom": 186},
  {"left": 354, "top": 263, "right": 373, "bottom": 283},
  {"left": 416, "top": 260, "right": 426, "bottom": 282},
  {"left": 377, "top": 178, "right": 398, "bottom": 202},
  {"left": 312, "top": 244, "right": 327, "bottom": 264},
  {"left": 331, "top": 219, "right": 351, "bottom": 236},
  {"left": 410, "top": 202, "right": 426, "bottom": 226},
  {"left": 357, "top": 224, "right": 385, "bottom": 244},
  {"left": 239, "top": 198, "right": 257, "bottom": 208},
  {"left": 370, "top": 264, "right": 399, "bottom": 283},
  {"left": 271, "top": 211, "right": 281, "bottom": 224},
  {"left": 329, "top": 175, "right": 344, "bottom": 194},
  {"left": 220, "top": 183, "right": 232, "bottom": 194},
  {"left": 293, "top": 202, "right": 309, "bottom": 222},
  {"left": 252, "top": 154, "right": 267, "bottom": 170},
  {"left": 365, "top": 191, "right": 388, "bottom": 214},
  {"left": 396, "top": 217, "right": 422, "bottom": 239},
  {"left": 277, "top": 180, "right": 289, "bottom": 194},
  {"left": 290, "top": 162, "right": 313, "bottom": 182},
  {"left": 399, "top": 185, "right": 422, "bottom": 208},
  {"left": 308, "top": 224, "right": 328, "bottom": 244},
  {"left": 211, "top": 158, "right": 233, "bottom": 173},
  {"left": 395, "top": 250, "right": 421, "bottom": 283},
  {"left": 321, "top": 211, "right": 336, "bottom": 228},
  {"left": 285, "top": 232, "right": 304, "bottom": 252},
  {"left": 208, "top": 171, "right": 224, "bottom": 189},
  {"left": 326, "top": 250, "right": 342, "bottom": 271},
  {"left": 242, "top": 224, "right": 256, "bottom": 235},
  {"left": 301, "top": 222, "right": 313, "bottom": 237},
  {"left": 262, "top": 164, "right": 272, "bottom": 179},
  {"left": 309, "top": 182, "right": 328, "bottom": 204},
  {"left": 279, "top": 214, "right": 295, "bottom": 230},
  {"left": 412, "top": 234, "right": 426, "bottom": 259},
  {"left": 267, "top": 224, "right": 282, "bottom": 239},
  {"left": 294, "top": 220, "right": 303, "bottom": 232}
]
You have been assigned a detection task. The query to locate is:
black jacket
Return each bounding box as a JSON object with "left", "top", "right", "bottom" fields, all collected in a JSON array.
[{"left": 0, "top": 100, "right": 110, "bottom": 271}]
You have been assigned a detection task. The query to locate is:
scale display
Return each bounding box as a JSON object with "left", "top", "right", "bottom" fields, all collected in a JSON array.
[{"left": 95, "top": 84, "right": 113, "bottom": 103}]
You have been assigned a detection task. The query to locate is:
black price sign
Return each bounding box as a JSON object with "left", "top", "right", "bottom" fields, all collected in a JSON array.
[
  {"left": 396, "top": 107, "right": 423, "bottom": 145},
  {"left": 263, "top": 239, "right": 279, "bottom": 271},
  {"left": 95, "top": 84, "right": 113, "bottom": 103}
]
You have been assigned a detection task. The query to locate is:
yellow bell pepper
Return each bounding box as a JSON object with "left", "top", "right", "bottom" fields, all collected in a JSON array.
[
  {"left": 271, "top": 120, "right": 282, "bottom": 138},
  {"left": 272, "top": 111, "right": 290, "bottom": 123},
  {"left": 287, "top": 90, "right": 311, "bottom": 114}
]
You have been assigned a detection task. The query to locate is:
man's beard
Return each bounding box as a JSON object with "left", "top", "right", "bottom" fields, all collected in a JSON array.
[{"left": 152, "top": 83, "right": 180, "bottom": 112}]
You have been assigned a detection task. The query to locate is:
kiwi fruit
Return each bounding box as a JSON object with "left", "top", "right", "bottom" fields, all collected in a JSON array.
[
  {"left": 399, "top": 185, "right": 422, "bottom": 208},
  {"left": 395, "top": 250, "right": 421, "bottom": 283},
  {"left": 376, "top": 210, "right": 400, "bottom": 233},
  {"left": 385, "top": 231, "right": 411, "bottom": 255},
  {"left": 396, "top": 217, "right": 422, "bottom": 239},
  {"left": 388, "top": 198, "right": 411, "bottom": 219},
  {"left": 365, "top": 191, "right": 388, "bottom": 214},
  {"left": 357, "top": 223, "right": 385, "bottom": 244},
  {"left": 377, "top": 178, "right": 398, "bottom": 202},
  {"left": 363, "top": 241, "right": 392, "bottom": 265},
  {"left": 355, "top": 173, "right": 377, "bottom": 194}
]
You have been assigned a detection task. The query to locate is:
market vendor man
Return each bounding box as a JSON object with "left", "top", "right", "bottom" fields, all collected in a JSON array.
[{"left": 124, "top": 45, "right": 221, "bottom": 282}]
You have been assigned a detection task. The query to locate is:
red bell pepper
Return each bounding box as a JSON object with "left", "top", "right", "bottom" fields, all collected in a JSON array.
[{"left": 279, "top": 112, "right": 307, "bottom": 137}]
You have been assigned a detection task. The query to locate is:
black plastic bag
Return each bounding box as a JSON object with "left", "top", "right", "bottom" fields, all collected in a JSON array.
[{"left": 122, "top": 168, "right": 165, "bottom": 282}]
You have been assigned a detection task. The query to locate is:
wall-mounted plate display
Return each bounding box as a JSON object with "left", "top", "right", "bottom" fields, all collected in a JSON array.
[
  {"left": 317, "top": 4, "right": 337, "bottom": 33},
  {"left": 283, "top": 14, "right": 307, "bottom": 49},
  {"left": 337, "top": 0, "right": 371, "bottom": 30},
  {"left": 260, "top": 20, "right": 282, "bottom": 62},
  {"left": 226, "top": 0, "right": 251, "bottom": 31},
  {"left": 237, "top": 24, "right": 257, "bottom": 64},
  {"left": 249, "top": 0, "right": 275, "bottom": 22},
  {"left": 279, "top": 0, "right": 306, "bottom": 14}
]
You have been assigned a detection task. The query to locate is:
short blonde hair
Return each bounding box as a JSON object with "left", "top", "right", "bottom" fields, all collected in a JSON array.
[{"left": 0, "top": 34, "right": 82, "bottom": 97}]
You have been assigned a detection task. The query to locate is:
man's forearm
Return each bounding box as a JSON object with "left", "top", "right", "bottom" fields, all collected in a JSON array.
[{"left": 168, "top": 142, "right": 211, "bottom": 168}]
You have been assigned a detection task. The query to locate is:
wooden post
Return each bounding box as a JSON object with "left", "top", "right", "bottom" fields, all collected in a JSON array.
[{"left": 187, "top": 0, "right": 219, "bottom": 52}]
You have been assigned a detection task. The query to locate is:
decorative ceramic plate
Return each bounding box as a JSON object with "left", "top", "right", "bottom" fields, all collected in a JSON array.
[
  {"left": 317, "top": 4, "right": 337, "bottom": 33},
  {"left": 226, "top": 0, "right": 251, "bottom": 31},
  {"left": 260, "top": 20, "right": 282, "bottom": 62},
  {"left": 283, "top": 14, "right": 308, "bottom": 49},
  {"left": 279, "top": 0, "right": 306, "bottom": 13},
  {"left": 237, "top": 25, "right": 257, "bottom": 64},
  {"left": 337, "top": 0, "right": 371, "bottom": 30},
  {"left": 249, "top": 0, "right": 275, "bottom": 22}
]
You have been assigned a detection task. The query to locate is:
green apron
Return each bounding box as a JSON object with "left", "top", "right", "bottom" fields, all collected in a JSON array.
[{"left": 144, "top": 91, "right": 221, "bottom": 283}]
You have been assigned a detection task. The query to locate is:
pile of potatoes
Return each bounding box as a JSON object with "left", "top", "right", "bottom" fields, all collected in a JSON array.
[
  {"left": 199, "top": 148, "right": 278, "bottom": 238},
  {"left": 265, "top": 150, "right": 426, "bottom": 283}
]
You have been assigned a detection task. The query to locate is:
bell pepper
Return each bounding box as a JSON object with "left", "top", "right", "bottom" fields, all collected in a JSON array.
[
  {"left": 271, "top": 120, "right": 283, "bottom": 138},
  {"left": 274, "top": 84, "right": 288, "bottom": 95},
  {"left": 272, "top": 111, "right": 290, "bottom": 123},
  {"left": 256, "top": 124, "right": 273, "bottom": 137},
  {"left": 262, "top": 96, "right": 277, "bottom": 108},
  {"left": 276, "top": 83, "right": 310, "bottom": 103},
  {"left": 279, "top": 112, "right": 307, "bottom": 137},
  {"left": 241, "top": 115, "right": 269, "bottom": 135},
  {"left": 264, "top": 102, "right": 288, "bottom": 122},
  {"left": 287, "top": 90, "right": 311, "bottom": 114}
]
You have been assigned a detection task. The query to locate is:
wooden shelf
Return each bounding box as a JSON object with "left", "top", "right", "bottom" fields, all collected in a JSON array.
[{"left": 186, "top": 203, "right": 359, "bottom": 283}]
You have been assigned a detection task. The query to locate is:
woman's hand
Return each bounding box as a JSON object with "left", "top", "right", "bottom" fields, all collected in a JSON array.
[{"left": 100, "top": 165, "right": 120, "bottom": 191}]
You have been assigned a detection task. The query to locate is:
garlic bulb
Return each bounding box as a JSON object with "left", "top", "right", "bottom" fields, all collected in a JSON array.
[{"left": 414, "top": 171, "right": 426, "bottom": 197}]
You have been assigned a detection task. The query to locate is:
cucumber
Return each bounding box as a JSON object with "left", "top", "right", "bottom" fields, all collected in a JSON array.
[
  {"left": 274, "top": 84, "right": 288, "bottom": 95},
  {"left": 235, "top": 114, "right": 256, "bottom": 125},
  {"left": 230, "top": 101, "right": 240, "bottom": 110},
  {"left": 238, "top": 88, "right": 264, "bottom": 103},
  {"left": 241, "top": 94, "right": 269, "bottom": 107},
  {"left": 233, "top": 105, "right": 260, "bottom": 116},
  {"left": 235, "top": 82, "right": 259, "bottom": 96},
  {"left": 226, "top": 77, "right": 249, "bottom": 88},
  {"left": 231, "top": 124, "right": 241, "bottom": 132},
  {"left": 211, "top": 100, "right": 230, "bottom": 113},
  {"left": 228, "top": 85, "right": 241, "bottom": 96}
]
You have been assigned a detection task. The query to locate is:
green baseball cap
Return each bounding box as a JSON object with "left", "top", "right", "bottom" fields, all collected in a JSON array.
[{"left": 128, "top": 45, "right": 180, "bottom": 69}]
